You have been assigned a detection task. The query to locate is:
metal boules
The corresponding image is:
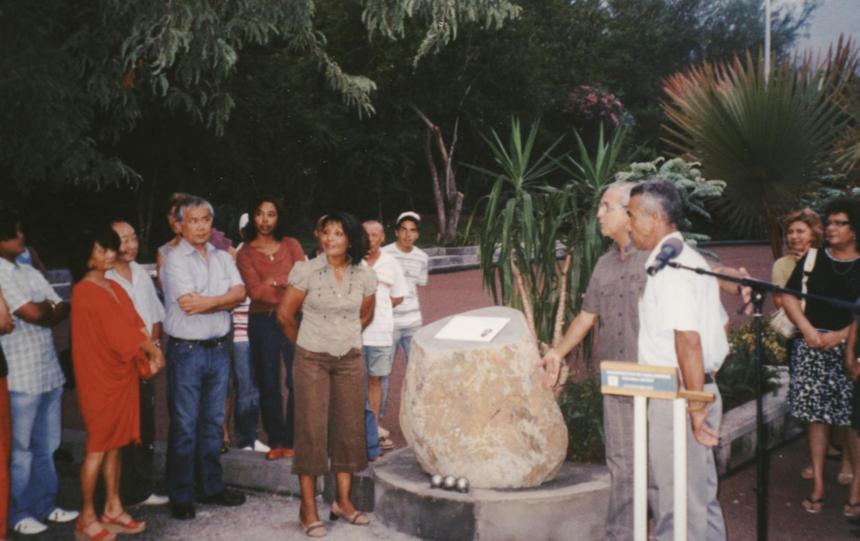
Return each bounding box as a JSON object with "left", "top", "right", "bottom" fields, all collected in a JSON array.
[
  {"left": 456, "top": 477, "right": 470, "bottom": 493},
  {"left": 430, "top": 474, "right": 443, "bottom": 488},
  {"left": 443, "top": 476, "right": 457, "bottom": 489}
]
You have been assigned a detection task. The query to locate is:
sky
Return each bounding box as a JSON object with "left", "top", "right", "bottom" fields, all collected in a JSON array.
[{"left": 789, "top": 0, "right": 860, "bottom": 54}]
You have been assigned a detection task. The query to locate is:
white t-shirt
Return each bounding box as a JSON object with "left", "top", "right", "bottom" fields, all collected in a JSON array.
[
  {"left": 381, "top": 242, "right": 428, "bottom": 329},
  {"left": 638, "top": 232, "right": 729, "bottom": 374},
  {"left": 106, "top": 261, "right": 166, "bottom": 335},
  {"left": 362, "top": 253, "right": 408, "bottom": 346}
]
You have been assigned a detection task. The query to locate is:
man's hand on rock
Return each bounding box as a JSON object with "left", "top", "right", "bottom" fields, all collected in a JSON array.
[{"left": 540, "top": 348, "right": 562, "bottom": 390}]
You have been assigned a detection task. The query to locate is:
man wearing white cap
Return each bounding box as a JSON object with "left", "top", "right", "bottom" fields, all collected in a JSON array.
[{"left": 379, "top": 212, "right": 428, "bottom": 437}]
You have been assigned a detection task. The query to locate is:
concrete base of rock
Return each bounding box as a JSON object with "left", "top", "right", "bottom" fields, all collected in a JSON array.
[{"left": 373, "top": 448, "right": 610, "bottom": 541}]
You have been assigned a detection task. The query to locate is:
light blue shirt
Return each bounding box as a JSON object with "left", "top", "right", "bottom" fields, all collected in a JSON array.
[
  {"left": 107, "top": 261, "right": 165, "bottom": 334},
  {"left": 163, "top": 239, "right": 243, "bottom": 340}
]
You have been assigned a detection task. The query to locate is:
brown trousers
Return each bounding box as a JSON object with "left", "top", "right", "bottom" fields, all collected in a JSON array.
[{"left": 292, "top": 346, "right": 367, "bottom": 476}]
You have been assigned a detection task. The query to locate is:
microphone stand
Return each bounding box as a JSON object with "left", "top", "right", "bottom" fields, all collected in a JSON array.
[{"left": 665, "top": 261, "right": 860, "bottom": 541}]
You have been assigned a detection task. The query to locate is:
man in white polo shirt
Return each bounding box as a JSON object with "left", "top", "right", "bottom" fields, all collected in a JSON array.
[
  {"left": 627, "top": 179, "right": 728, "bottom": 541},
  {"left": 379, "top": 211, "right": 428, "bottom": 430}
]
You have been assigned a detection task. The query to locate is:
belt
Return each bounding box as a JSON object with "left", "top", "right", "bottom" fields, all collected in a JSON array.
[
  {"left": 704, "top": 372, "right": 715, "bottom": 384},
  {"left": 169, "top": 335, "right": 230, "bottom": 348}
]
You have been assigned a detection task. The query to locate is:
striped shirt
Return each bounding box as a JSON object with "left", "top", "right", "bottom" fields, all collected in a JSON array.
[
  {"left": 0, "top": 258, "right": 64, "bottom": 394},
  {"left": 380, "top": 243, "right": 428, "bottom": 329}
]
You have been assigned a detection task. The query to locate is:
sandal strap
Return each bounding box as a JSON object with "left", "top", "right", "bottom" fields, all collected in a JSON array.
[
  {"left": 101, "top": 512, "right": 144, "bottom": 529},
  {"left": 76, "top": 519, "right": 114, "bottom": 541}
]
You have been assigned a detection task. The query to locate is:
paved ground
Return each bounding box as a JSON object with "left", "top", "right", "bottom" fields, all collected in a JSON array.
[{"left": 36, "top": 243, "right": 860, "bottom": 540}]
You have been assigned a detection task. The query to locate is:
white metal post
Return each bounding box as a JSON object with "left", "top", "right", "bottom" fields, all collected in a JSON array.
[
  {"left": 764, "top": 0, "right": 772, "bottom": 84},
  {"left": 673, "top": 398, "right": 688, "bottom": 541},
  {"left": 634, "top": 395, "right": 648, "bottom": 541}
]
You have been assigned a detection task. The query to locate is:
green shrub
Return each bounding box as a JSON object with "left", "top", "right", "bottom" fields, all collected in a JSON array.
[{"left": 557, "top": 379, "right": 605, "bottom": 463}]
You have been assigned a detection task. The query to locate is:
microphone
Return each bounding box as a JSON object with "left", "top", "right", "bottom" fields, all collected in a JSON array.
[{"left": 646, "top": 238, "right": 684, "bottom": 276}]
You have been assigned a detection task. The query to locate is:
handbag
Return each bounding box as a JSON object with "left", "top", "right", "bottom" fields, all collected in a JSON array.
[{"left": 768, "top": 248, "right": 817, "bottom": 339}]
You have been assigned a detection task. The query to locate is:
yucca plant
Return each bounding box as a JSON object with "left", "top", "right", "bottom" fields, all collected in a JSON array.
[
  {"left": 471, "top": 119, "right": 570, "bottom": 345},
  {"left": 662, "top": 37, "right": 858, "bottom": 257}
]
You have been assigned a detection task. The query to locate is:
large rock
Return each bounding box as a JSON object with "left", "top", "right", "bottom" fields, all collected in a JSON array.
[{"left": 400, "top": 306, "right": 568, "bottom": 489}]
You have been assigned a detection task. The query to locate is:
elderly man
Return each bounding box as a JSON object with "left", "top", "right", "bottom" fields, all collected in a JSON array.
[
  {"left": 0, "top": 208, "right": 78, "bottom": 535},
  {"left": 541, "top": 181, "right": 646, "bottom": 540},
  {"left": 362, "top": 220, "right": 407, "bottom": 453},
  {"left": 162, "top": 196, "right": 247, "bottom": 520},
  {"left": 627, "top": 179, "right": 728, "bottom": 540},
  {"left": 106, "top": 219, "right": 168, "bottom": 507}
]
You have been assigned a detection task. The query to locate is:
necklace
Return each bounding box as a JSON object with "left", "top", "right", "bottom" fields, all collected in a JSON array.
[{"left": 826, "top": 249, "right": 860, "bottom": 276}]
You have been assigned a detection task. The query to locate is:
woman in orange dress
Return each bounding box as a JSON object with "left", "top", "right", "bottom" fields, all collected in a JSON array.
[{"left": 70, "top": 225, "right": 164, "bottom": 541}]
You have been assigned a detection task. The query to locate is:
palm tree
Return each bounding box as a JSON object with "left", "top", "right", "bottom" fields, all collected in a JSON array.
[{"left": 662, "top": 37, "right": 857, "bottom": 257}]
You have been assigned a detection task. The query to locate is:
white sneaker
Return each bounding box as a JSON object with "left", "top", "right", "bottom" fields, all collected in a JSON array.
[
  {"left": 253, "top": 439, "right": 271, "bottom": 452},
  {"left": 378, "top": 426, "right": 390, "bottom": 439},
  {"left": 140, "top": 493, "right": 169, "bottom": 506},
  {"left": 13, "top": 517, "right": 48, "bottom": 535},
  {"left": 46, "top": 507, "right": 79, "bottom": 523}
]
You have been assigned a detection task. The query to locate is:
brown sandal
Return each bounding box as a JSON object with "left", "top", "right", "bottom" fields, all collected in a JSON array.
[
  {"left": 302, "top": 520, "right": 327, "bottom": 538},
  {"left": 330, "top": 502, "right": 370, "bottom": 525}
]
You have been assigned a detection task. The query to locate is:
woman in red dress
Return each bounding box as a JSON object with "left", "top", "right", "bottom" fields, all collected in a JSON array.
[{"left": 70, "top": 225, "right": 164, "bottom": 541}]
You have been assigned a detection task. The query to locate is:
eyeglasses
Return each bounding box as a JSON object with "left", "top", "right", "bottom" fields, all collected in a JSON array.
[{"left": 826, "top": 219, "right": 851, "bottom": 227}]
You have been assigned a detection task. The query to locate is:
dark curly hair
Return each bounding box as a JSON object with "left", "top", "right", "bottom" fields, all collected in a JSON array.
[
  {"left": 0, "top": 204, "right": 22, "bottom": 241},
  {"left": 242, "top": 196, "right": 288, "bottom": 242},
  {"left": 822, "top": 197, "right": 860, "bottom": 251},
  {"left": 320, "top": 211, "right": 367, "bottom": 265},
  {"left": 69, "top": 224, "right": 120, "bottom": 283}
]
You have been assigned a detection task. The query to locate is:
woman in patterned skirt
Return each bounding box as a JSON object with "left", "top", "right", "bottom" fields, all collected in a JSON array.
[{"left": 783, "top": 197, "right": 860, "bottom": 514}]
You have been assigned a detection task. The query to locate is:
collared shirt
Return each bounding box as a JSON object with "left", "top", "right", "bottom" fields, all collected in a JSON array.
[
  {"left": 638, "top": 232, "right": 729, "bottom": 374},
  {"left": 106, "top": 261, "right": 165, "bottom": 334},
  {"left": 0, "top": 258, "right": 64, "bottom": 393},
  {"left": 163, "top": 239, "right": 243, "bottom": 340},
  {"left": 362, "top": 252, "right": 408, "bottom": 347},
  {"left": 380, "top": 243, "right": 428, "bottom": 329},
  {"left": 581, "top": 242, "right": 649, "bottom": 363},
  {"left": 288, "top": 256, "right": 377, "bottom": 356}
]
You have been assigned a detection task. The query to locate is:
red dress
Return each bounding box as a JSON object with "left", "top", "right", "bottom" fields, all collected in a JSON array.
[{"left": 71, "top": 280, "right": 146, "bottom": 452}]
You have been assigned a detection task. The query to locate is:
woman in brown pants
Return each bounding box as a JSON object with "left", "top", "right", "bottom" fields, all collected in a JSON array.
[{"left": 278, "top": 211, "right": 376, "bottom": 538}]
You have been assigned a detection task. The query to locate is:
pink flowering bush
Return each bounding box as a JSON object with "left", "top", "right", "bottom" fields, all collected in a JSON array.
[{"left": 563, "top": 85, "right": 627, "bottom": 126}]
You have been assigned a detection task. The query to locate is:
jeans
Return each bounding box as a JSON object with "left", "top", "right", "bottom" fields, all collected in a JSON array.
[
  {"left": 248, "top": 312, "right": 295, "bottom": 448},
  {"left": 166, "top": 339, "right": 230, "bottom": 504},
  {"left": 231, "top": 340, "right": 259, "bottom": 448},
  {"left": 380, "top": 326, "right": 417, "bottom": 421},
  {"left": 365, "top": 405, "right": 380, "bottom": 461},
  {"left": 9, "top": 386, "right": 62, "bottom": 526}
]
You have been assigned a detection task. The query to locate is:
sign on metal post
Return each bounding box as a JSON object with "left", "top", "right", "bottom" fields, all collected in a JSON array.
[{"left": 600, "top": 361, "right": 714, "bottom": 541}]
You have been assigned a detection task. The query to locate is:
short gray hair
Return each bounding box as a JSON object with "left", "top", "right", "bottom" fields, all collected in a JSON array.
[
  {"left": 630, "top": 178, "right": 682, "bottom": 227},
  {"left": 174, "top": 195, "right": 215, "bottom": 223},
  {"left": 603, "top": 181, "right": 637, "bottom": 207}
]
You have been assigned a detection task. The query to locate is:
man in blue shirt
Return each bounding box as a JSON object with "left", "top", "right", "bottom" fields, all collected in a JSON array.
[{"left": 162, "top": 196, "right": 246, "bottom": 520}]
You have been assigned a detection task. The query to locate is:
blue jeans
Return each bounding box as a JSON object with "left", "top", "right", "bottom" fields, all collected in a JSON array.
[
  {"left": 231, "top": 340, "right": 259, "bottom": 448},
  {"left": 380, "top": 326, "right": 418, "bottom": 421},
  {"left": 9, "top": 386, "right": 62, "bottom": 526},
  {"left": 248, "top": 312, "right": 295, "bottom": 448},
  {"left": 166, "top": 339, "right": 230, "bottom": 503},
  {"left": 365, "top": 406, "right": 380, "bottom": 461}
]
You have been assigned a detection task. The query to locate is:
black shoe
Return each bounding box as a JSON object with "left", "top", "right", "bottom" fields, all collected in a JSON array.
[
  {"left": 199, "top": 489, "right": 246, "bottom": 507},
  {"left": 170, "top": 502, "right": 196, "bottom": 520}
]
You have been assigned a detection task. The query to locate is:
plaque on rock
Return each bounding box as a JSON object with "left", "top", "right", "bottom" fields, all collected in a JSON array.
[{"left": 399, "top": 306, "right": 568, "bottom": 489}]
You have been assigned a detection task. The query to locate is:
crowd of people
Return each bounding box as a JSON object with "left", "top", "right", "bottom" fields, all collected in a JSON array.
[
  {"left": 0, "top": 195, "right": 428, "bottom": 539},
  {"left": 0, "top": 181, "right": 859, "bottom": 540}
]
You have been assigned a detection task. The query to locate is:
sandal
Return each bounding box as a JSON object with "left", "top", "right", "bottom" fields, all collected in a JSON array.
[
  {"left": 100, "top": 511, "right": 146, "bottom": 534},
  {"left": 802, "top": 496, "right": 824, "bottom": 514},
  {"left": 330, "top": 501, "right": 370, "bottom": 525},
  {"left": 302, "top": 520, "right": 327, "bottom": 538},
  {"left": 75, "top": 518, "right": 117, "bottom": 541},
  {"left": 839, "top": 472, "right": 855, "bottom": 485},
  {"left": 800, "top": 466, "right": 813, "bottom": 480},
  {"left": 845, "top": 501, "right": 860, "bottom": 518}
]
